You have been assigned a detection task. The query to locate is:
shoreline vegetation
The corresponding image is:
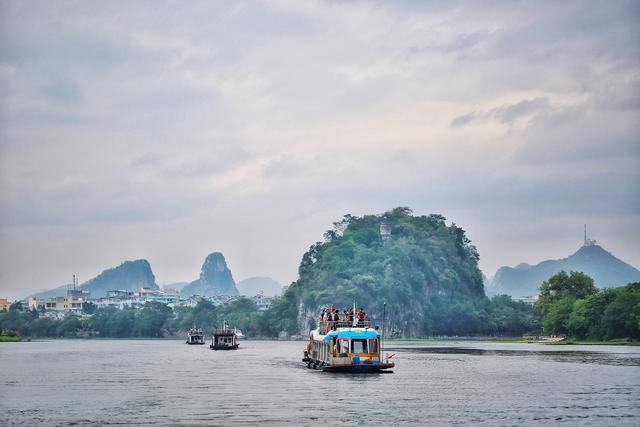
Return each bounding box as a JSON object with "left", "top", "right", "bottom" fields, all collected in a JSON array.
[
  {"left": 2, "top": 335, "right": 637, "bottom": 346},
  {"left": 547, "top": 338, "right": 639, "bottom": 346},
  {"left": 384, "top": 337, "right": 639, "bottom": 345},
  {"left": 0, "top": 334, "right": 24, "bottom": 342}
]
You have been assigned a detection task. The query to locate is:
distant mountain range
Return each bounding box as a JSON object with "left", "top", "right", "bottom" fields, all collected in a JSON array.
[
  {"left": 31, "top": 260, "right": 158, "bottom": 299},
  {"left": 32, "top": 242, "right": 638, "bottom": 303},
  {"left": 236, "top": 277, "right": 282, "bottom": 297},
  {"left": 30, "top": 252, "right": 281, "bottom": 300},
  {"left": 489, "top": 244, "right": 640, "bottom": 297}
]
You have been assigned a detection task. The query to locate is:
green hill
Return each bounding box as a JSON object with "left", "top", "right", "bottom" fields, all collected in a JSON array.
[{"left": 266, "top": 208, "right": 488, "bottom": 337}]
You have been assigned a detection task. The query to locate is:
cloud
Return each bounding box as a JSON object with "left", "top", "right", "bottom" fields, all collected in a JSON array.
[
  {"left": 450, "top": 97, "right": 553, "bottom": 127},
  {"left": 0, "top": 0, "right": 638, "bottom": 298}
]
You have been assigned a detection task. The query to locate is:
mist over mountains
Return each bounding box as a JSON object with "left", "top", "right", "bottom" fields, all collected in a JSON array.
[
  {"left": 489, "top": 244, "right": 640, "bottom": 297},
  {"left": 236, "top": 277, "right": 282, "bottom": 297}
]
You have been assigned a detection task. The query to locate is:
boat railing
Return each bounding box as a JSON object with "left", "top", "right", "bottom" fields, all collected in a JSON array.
[{"left": 320, "top": 320, "right": 372, "bottom": 331}]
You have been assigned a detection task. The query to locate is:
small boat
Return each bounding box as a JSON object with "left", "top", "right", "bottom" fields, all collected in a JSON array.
[
  {"left": 210, "top": 321, "right": 239, "bottom": 350},
  {"left": 302, "top": 304, "right": 394, "bottom": 373},
  {"left": 234, "top": 328, "right": 245, "bottom": 340},
  {"left": 186, "top": 326, "right": 205, "bottom": 345}
]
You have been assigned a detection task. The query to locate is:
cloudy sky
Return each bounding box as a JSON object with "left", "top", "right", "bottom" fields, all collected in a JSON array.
[{"left": 1, "top": 0, "right": 638, "bottom": 298}]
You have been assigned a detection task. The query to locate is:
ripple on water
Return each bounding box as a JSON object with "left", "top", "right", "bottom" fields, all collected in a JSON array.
[{"left": 1, "top": 340, "right": 639, "bottom": 425}]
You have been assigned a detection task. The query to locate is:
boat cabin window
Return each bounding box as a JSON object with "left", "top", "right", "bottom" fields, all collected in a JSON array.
[
  {"left": 336, "top": 339, "right": 348, "bottom": 354},
  {"left": 368, "top": 339, "right": 379, "bottom": 354},
  {"left": 351, "top": 339, "right": 368, "bottom": 354}
]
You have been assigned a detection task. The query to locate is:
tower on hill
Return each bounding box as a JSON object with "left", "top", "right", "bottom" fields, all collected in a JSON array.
[{"left": 583, "top": 224, "right": 597, "bottom": 247}]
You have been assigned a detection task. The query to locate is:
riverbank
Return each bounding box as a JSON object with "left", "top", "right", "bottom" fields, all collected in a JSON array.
[
  {"left": 0, "top": 335, "right": 24, "bottom": 342},
  {"left": 549, "top": 338, "right": 640, "bottom": 346},
  {"left": 383, "top": 337, "right": 640, "bottom": 346}
]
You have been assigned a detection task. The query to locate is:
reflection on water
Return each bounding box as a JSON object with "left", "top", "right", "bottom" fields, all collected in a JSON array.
[{"left": 1, "top": 340, "right": 639, "bottom": 425}]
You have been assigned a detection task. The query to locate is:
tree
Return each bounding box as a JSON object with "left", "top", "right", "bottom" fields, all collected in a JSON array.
[
  {"left": 82, "top": 302, "right": 97, "bottom": 315},
  {"left": 9, "top": 301, "right": 23, "bottom": 312},
  {"left": 138, "top": 302, "right": 172, "bottom": 337},
  {"left": 537, "top": 271, "right": 597, "bottom": 316},
  {"left": 601, "top": 282, "right": 640, "bottom": 339},
  {"left": 489, "top": 295, "right": 537, "bottom": 336},
  {"left": 571, "top": 288, "right": 618, "bottom": 339},
  {"left": 566, "top": 298, "right": 588, "bottom": 338},
  {"left": 543, "top": 297, "right": 574, "bottom": 335}
]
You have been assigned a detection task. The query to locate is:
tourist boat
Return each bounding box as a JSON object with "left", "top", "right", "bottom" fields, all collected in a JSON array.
[
  {"left": 302, "top": 305, "right": 394, "bottom": 372},
  {"left": 234, "top": 328, "right": 245, "bottom": 340},
  {"left": 186, "top": 326, "right": 205, "bottom": 345},
  {"left": 210, "top": 321, "right": 239, "bottom": 350}
]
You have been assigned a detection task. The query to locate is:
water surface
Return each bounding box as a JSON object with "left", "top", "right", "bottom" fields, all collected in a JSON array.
[{"left": 1, "top": 340, "right": 639, "bottom": 425}]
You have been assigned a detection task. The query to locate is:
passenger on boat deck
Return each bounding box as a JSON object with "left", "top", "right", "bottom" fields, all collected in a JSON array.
[
  {"left": 333, "top": 311, "right": 340, "bottom": 322},
  {"left": 356, "top": 308, "right": 367, "bottom": 324}
]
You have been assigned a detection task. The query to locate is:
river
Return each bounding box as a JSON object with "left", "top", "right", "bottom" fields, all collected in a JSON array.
[{"left": 1, "top": 339, "right": 639, "bottom": 425}]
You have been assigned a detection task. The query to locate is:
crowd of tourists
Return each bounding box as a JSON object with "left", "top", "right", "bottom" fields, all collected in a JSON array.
[{"left": 319, "top": 306, "right": 369, "bottom": 330}]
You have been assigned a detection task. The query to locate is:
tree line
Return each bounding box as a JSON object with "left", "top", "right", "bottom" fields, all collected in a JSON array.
[
  {"left": 0, "top": 298, "right": 264, "bottom": 339},
  {"left": 536, "top": 271, "right": 640, "bottom": 340},
  {"left": 1, "top": 276, "right": 636, "bottom": 341},
  {"left": 0, "top": 294, "right": 538, "bottom": 339}
]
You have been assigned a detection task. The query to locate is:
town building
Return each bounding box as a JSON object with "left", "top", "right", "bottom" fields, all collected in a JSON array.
[
  {"left": 0, "top": 298, "right": 10, "bottom": 311},
  {"left": 95, "top": 290, "right": 138, "bottom": 309},
  {"left": 514, "top": 295, "right": 539, "bottom": 305},
  {"left": 138, "top": 287, "right": 180, "bottom": 306},
  {"left": 27, "top": 289, "right": 89, "bottom": 314},
  {"left": 95, "top": 288, "right": 181, "bottom": 309},
  {"left": 252, "top": 292, "right": 274, "bottom": 311},
  {"left": 207, "top": 294, "right": 238, "bottom": 306}
]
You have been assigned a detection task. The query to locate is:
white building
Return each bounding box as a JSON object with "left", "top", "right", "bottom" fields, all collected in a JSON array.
[
  {"left": 28, "top": 290, "right": 89, "bottom": 314},
  {"left": 252, "top": 292, "right": 274, "bottom": 311},
  {"left": 138, "top": 287, "right": 180, "bottom": 307},
  {"left": 514, "top": 295, "right": 539, "bottom": 305},
  {"left": 94, "top": 288, "right": 180, "bottom": 309}
]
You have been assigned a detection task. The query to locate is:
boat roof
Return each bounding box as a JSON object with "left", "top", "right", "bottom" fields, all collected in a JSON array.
[{"left": 312, "top": 327, "right": 379, "bottom": 343}]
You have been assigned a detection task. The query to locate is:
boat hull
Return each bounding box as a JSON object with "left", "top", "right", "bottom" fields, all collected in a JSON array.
[
  {"left": 320, "top": 362, "right": 394, "bottom": 373},
  {"left": 186, "top": 341, "right": 206, "bottom": 345},
  {"left": 210, "top": 344, "right": 239, "bottom": 350}
]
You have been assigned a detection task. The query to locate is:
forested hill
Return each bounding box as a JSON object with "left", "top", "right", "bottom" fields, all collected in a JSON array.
[{"left": 267, "top": 207, "right": 486, "bottom": 337}]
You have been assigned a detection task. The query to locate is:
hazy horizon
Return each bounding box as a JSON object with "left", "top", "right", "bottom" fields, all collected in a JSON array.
[{"left": 1, "top": 1, "right": 639, "bottom": 299}]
